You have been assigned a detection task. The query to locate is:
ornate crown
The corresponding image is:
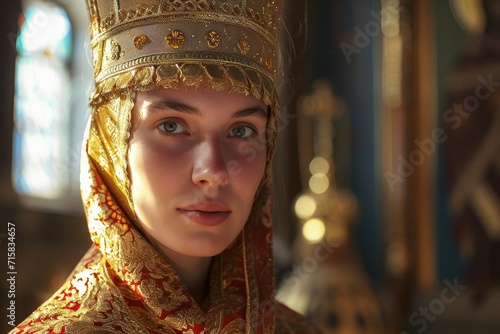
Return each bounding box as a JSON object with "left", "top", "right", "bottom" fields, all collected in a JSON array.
[{"left": 86, "top": 0, "right": 284, "bottom": 107}]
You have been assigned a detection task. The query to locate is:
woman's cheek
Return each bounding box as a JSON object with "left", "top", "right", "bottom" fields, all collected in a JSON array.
[
  {"left": 230, "top": 142, "right": 266, "bottom": 186},
  {"left": 133, "top": 138, "right": 193, "bottom": 184},
  {"left": 234, "top": 136, "right": 266, "bottom": 163}
]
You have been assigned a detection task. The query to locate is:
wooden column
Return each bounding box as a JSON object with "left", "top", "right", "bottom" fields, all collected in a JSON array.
[{"left": 410, "top": 0, "right": 437, "bottom": 292}]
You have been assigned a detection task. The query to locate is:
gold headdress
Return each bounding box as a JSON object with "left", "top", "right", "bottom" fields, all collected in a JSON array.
[{"left": 86, "top": 0, "right": 284, "bottom": 109}]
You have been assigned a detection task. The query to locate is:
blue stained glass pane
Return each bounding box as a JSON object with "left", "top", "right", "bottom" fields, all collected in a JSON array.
[
  {"left": 12, "top": 1, "right": 78, "bottom": 202},
  {"left": 17, "top": 2, "right": 72, "bottom": 61},
  {"left": 13, "top": 54, "right": 71, "bottom": 198}
]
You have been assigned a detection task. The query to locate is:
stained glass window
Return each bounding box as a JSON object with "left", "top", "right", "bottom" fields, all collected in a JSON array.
[{"left": 12, "top": 2, "right": 72, "bottom": 199}]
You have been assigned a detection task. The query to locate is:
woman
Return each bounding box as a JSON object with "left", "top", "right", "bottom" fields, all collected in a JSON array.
[{"left": 12, "top": 0, "right": 319, "bottom": 332}]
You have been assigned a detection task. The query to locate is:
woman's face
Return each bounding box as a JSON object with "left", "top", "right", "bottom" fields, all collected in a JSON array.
[{"left": 128, "top": 87, "right": 268, "bottom": 259}]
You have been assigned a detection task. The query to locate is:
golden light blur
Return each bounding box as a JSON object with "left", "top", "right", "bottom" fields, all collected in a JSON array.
[
  {"left": 450, "top": 0, "right": 486, "bottom": 35},
  {"left": 302, "top": 218, "right": 326, "bottom": 243},
  {"left": 309, "top": 173, "right": 329, "bottom": 194},
  {"left": 309, "top": 157, "right": 330, "bottom": 175},
  {"left": 294, "top": 194, "right": 317, "bottom": 219}
]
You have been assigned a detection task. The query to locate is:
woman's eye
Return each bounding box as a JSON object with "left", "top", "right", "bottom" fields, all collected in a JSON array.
[
  {"left": 159, "top": 120, "right": 186, "bottom": 134},
  {"left": 229, "top": 126, "right": 255, "bottom": 138}
]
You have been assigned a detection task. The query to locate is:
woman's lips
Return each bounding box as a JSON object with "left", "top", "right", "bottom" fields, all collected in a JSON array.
[
  {"left": 178, "top": 202, "right": 231, "bottom": 226},
  {"left": 178, "top": 209, "right": 230, "bottom": 226}
]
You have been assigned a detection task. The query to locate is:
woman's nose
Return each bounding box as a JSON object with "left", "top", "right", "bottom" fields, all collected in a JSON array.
[{"left": 192, "top": 138, "right": 229, "bottom": 191}]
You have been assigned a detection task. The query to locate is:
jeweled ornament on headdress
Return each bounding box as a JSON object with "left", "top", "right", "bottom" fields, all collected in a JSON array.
[{"left": 86, "top": 0, "right": 284, "bottom": 108}]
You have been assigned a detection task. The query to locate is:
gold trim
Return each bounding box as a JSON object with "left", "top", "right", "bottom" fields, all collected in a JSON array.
[
  {"left": 106, "top": 40, "right": 122, "bottom": 60},
  {"left": 165, "top": 29, "right": 185, "bottom": 49},
  {"left": 205, "top": 30, "right": 222, "bottom": 48},
  {"left": 90, "top": 61, "right": 278, "bottom": 114},
  {"left": 91, "top": 12, "right": 276, "bottom": 48},
  {"left": 237, "top": 39, "right": 251, "bottom": 55},
  {"left": 96, "top": 52, "right": 273, "bottom": 83},
  {"left": 133, "top": 35, "right": 150, "bottom": 50}
]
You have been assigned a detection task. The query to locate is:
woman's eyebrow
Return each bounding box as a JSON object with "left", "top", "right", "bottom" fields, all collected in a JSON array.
[
  {"left": 148, "top": 100, "right": 200, "bottom": 115},
  {"left": 233, "top": 107, "right": 268, "bottom": 120},
  {"left": 147, "top": 99, "right": 267, "bottom": 120}
]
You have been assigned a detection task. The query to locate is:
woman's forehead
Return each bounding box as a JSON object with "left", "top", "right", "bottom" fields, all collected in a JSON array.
[{"left": 136, "top": 87, "right": 267, "bottom": 111}]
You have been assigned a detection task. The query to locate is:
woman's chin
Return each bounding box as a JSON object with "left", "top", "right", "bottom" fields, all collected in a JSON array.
[{"left": 159, "top": 239, "right": 233, "bottom": 259}]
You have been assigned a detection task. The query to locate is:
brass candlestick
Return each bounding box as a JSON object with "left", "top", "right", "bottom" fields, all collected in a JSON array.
[{"left": 277, "top": 79, "right": 387, "bottom": 334}]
